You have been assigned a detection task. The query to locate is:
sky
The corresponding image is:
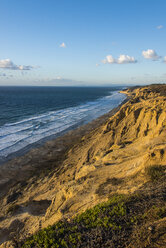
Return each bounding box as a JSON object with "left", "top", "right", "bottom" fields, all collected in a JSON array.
[{"left": 0, "top": 0, "right": 166, "bottom": 86}]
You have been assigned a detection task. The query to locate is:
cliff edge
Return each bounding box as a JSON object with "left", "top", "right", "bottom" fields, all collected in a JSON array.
[{"left": 0, "top": 85, "right": 166, "bottom": 247}]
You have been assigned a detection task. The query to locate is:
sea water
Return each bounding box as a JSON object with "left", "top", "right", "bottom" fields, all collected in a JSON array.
[{"left": 0, "top": 86, "right": 126, "bottom": 160}]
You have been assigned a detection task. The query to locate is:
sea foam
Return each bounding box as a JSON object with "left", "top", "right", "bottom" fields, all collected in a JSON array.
[{"left": 0, "top": 92, "right": 126, "bottom": 159}]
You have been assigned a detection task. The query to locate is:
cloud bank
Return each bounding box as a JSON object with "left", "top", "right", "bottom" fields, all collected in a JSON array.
[
  {"left": 36, "top": 77, "right": 84, "bottom": 86},
  {"left": 0, "top": 59, "right": 36, "bottom": 70},
  {"left": 142, "top": 49, "right": 161, "bottom": 60},
  {"left": 102, "top": 54, "right": 137, "bottom": 64}
]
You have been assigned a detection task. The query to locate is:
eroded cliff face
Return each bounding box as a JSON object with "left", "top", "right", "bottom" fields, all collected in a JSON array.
[{"left": 0, "top": 85, "right": 166, "bottom": 245}]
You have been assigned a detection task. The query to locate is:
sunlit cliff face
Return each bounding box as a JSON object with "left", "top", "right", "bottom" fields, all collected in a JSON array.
[{"left": 0, "top": 85, "right": 166, "bottom": 245}]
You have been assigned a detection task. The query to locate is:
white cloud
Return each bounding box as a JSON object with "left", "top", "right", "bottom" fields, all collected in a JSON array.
[
  {"left": 163, "top": 56, "right": 166, "bottom": 63},
  {"left": 118, "top": 55, "right": 137, "bottom": 64},
  {"left": 142, "top": 49, "right": 161, "bottom": 60},
  {"left": 102, "top": 54, "right": 137, "bottom": 64},
  {"left": 60, "top": 42, "right": 66, "bottom": 48},
  {"left": 157, "top": 25, "right": 163, "bottom": 29},
  {"left": 102, "top": 55, "right": 116, "bottom": 64},
  {"left": 0, "top": 59, "right": 36, "bottom": 70},
  {"left": 96, "top": 63, "right": 100, "bottom": 67}
]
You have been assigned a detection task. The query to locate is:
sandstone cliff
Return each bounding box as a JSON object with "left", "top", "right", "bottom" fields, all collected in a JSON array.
[{"left": 0, "top": 85, "right": 166, "bottom": 246}]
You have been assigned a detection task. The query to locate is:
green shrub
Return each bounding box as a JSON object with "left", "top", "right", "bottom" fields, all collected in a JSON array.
[
  {"left": 21, "top": 192, "right": 166, "bottom": 248},
  {"left": 22, "top": 195, "right": 129, "bottom": 248},
  {"left": 75, "top": 195, "right": 126, "bottom": 229}
]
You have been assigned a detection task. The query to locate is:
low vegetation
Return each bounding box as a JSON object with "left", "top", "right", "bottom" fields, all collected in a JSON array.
[
  {"left": 145, "top": 165, "right": 165, "bottom": 182},
  {"left": 13, "top": 170, "right": 166, "bottom": 248}
]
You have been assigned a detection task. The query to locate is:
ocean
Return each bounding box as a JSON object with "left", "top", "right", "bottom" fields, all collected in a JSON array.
[{"left": 0, "top": 86, "right": 126, "bottom": 161}]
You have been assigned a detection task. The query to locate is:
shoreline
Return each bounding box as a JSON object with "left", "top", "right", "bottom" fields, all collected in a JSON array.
[
  {"left": 0, "top": 93, "right": 129, "bottom": 200},
  {"left": 0, "top": 92, "right": 128, "bottom": 166}
]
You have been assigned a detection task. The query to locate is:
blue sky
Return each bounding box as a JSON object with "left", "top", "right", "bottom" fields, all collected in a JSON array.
[{"left": 0, "top": 0, "right": 166, "bottom": 86}]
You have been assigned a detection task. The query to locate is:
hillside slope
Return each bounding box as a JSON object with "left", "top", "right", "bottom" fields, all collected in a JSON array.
[{"left": 0, "top": 85, "right": 166, "bottom": 247}]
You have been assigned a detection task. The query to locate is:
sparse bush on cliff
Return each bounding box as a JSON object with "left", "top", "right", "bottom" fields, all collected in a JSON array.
[
  {"left": 145, "top": 165, "right": 165, "bottom": 182},
  {"left": 22, "top": 195, "right": 130, "bottom": 248},
  {"left": 21, "top": 189, "right": 166, "bottom": 248}
]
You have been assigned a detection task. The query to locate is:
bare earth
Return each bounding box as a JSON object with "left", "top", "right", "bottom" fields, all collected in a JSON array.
[{"left": 0, "top": 85, "right": 166, "bottom": 247}]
